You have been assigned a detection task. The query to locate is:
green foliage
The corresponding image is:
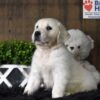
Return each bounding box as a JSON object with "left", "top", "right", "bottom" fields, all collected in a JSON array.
[{"left": 0, "top": 41, "right": 36, "bottom": 66}]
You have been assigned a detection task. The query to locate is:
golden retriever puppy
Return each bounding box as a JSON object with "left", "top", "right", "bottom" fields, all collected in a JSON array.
[{"left": 24, "top": 18, "right": 98, "bottom": 98}]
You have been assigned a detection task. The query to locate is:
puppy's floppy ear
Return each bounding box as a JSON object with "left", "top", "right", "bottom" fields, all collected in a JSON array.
[
  {"left": 57, "top": 22, "right": 70, "bottom": 44},
  {"left": 32, "top": 31, "right": 35, "bottom": 43},
  {"left": 87, "top": 35, "right": 94, "bottom": 49}
]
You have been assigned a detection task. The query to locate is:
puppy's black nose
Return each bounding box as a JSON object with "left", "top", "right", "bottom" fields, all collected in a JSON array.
[
  {"left": 34, "top": 31, "right": 41, "bottom": 41},
  {"left": 35, "top": 31, "right": 41, "bottom": 37},
  {"left": 70, "top": 47, "right": 74, "bottom": 50}
]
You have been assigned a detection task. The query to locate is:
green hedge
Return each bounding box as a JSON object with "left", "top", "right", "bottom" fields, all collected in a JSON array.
[{"left": 0, "top": 41, "right": 36, "bottom": 66}]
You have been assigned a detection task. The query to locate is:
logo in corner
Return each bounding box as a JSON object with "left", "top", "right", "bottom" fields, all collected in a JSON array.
[{"left": 83, "top": 0, "right": 93, "bottom": 11}]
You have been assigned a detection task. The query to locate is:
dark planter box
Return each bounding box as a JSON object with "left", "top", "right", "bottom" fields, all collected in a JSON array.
[{"left": 0, "top": 65, "right": 30, "bottom": 88}]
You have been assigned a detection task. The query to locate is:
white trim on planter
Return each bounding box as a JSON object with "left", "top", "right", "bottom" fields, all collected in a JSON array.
[{"left": 0, "top": 64, "right": 30, "bottom": 88}]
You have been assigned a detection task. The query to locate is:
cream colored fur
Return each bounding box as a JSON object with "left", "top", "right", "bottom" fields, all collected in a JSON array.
[{"left": 24, "top": 18, "right": 98, "bottom": 98}]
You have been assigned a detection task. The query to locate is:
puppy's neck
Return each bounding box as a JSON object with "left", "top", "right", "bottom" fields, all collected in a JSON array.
[{"left": 36, "top": 43, "right": 64, "bottom": 51}]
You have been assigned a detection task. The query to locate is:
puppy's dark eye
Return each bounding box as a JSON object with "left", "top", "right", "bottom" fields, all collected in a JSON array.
[
  {"left": 46, "top": 26, "right": 52, "bottom": 31},
  {"left": 78, "top": 46, "right": 80, "bottom": 49},
  {"left": 36, "top": 26, "right": 38, "bottom": 28},
  {"left": 66, "top": 44, "right": 68, "bottom": 47}
]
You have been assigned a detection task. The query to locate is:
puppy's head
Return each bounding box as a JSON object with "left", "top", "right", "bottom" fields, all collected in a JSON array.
[
  {"left": 65, "top": 29, "right": 94, "bottom": 60},
  {"left": 32, "top": 18, "right": 70, "bottom": 47}
]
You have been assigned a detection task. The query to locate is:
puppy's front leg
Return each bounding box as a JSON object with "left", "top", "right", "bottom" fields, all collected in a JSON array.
[
  {"left": 52, "top": 67, "right": 70, "bottom": 98},
  {"left": 24, "top": 65, "right": 41, "bottom": 95}
]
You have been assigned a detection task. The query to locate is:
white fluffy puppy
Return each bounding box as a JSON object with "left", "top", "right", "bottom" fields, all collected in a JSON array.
[
  {"left": 24, "top": 18, "right": 98, "bottom": 98},
  {"left": 65, "top": 29, "right": 100, "bottom": 84},
  {"left": 65, "top": 29, "right": 94, "bottom": 60}
]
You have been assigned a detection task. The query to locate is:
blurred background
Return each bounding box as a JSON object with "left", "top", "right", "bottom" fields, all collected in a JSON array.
[{"left": 0, "top": 0, "right": 100, "bottom": 70}]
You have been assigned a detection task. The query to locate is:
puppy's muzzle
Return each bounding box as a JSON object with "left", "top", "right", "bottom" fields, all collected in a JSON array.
[{"left": 34, "top": 31, "right": 41, "bottom": 41}]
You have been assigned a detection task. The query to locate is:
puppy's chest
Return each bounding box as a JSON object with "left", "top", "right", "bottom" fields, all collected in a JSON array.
[{"left": 36, "top": 50, "right": 52, "bottom": 69}]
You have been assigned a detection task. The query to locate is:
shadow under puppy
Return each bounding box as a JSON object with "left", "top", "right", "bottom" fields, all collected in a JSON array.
[{"left": 24, "top": 18, "right": 98, "bottom": 98}]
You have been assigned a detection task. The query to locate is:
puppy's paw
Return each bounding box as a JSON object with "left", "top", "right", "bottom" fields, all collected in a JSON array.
[
  {"left": 23, "top": 80, "right": 40, "bottom": 95},
  {"left": 19, "top": 84, "right": 24, "bottom": 88},
  {"left": 24, "top": 85, "right": 34, "bottom": 95},
  {"left": 52, "top": 88, "right": 65, "bottom": 98},
  {"left": 19, "top": 82, "right": 27, "bottom": 88}
]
